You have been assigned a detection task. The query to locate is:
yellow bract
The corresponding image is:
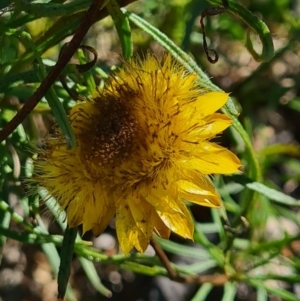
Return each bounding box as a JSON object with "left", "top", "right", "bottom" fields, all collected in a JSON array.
[{"left": 34, "top": 53, "right": 241, "bottom": 254}]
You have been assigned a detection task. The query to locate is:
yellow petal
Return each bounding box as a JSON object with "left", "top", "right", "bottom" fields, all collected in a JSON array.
[
  {"left": 158, "top": 207, "right": 193, "bottom": 239},
  {"left": 116, "top": 203, "right": 149, "bottom": 254},
  {"left": 194, "top": 114, "right": 232, "bottom": 138},
  {"left": 176, "top": 179, "right": 221, "bottom": 208},
  {"left": 91, "top": 204, "right": 116, "bottom": 236},
  {"left": 172, "top": 199, "right": 194, "bottom": 239},
  {"left": 147, "top": 188, "right": 184, "bottom": 215},
  {"left": 128, "top": 195, "right": 154, "bottom": 236},
  {"left": 194, "top": 92, "right": 229, "bottom": 118},
  {"left": 146, "top": 193, "right": 193, "bottom": 239},
  {"left": 67, "top": 197, "right": 84, "bottom": 228},
  {"left": 152, "top": 210, "right": 171, "bottom": 239},
  {"left": 70, "top": 101, "right": 96, "bottom": 135},
  {"left": 185, "top": 143, "right": 242, "bottom": 174},
  {"left": 79, "top": 187, "right": 116, "bottom": 234},
  {"left": 82, "top": 195, "right": 99, "bottom": 233}
]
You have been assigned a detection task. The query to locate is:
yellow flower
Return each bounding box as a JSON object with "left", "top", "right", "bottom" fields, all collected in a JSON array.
[{"left": 35, "top": 53, "right": 241, "bottom": 254}]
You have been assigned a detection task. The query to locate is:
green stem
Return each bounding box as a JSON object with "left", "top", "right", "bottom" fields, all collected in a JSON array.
[{"left": 107, "top": 0, "right": 132, "bottom": 59}]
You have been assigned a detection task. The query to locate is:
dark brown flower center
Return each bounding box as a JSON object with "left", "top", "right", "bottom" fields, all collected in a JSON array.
[{"left": 77, "top": 96, "right": 140, "bottom": 166}]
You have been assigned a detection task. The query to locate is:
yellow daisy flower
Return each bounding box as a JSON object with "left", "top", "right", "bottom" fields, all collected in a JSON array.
[{"left": 35, "top": 53, "right": 241, "bottom": 254}]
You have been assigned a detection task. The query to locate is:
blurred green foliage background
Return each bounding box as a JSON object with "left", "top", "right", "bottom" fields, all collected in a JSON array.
[{"left": 1, "top": 0, "right": 300, "bottom": 300}]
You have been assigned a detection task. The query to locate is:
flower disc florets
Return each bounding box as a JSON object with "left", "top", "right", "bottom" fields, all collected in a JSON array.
[{"left": 35, "top": 53, "right": 241, "bottom": 253}]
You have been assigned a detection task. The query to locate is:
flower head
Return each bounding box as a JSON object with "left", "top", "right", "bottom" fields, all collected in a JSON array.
[{"left": 35, "top": 53, "right": 241, "bottom": 254}]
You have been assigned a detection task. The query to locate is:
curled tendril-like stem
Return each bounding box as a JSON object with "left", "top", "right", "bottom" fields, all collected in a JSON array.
[
  {"left": 200, "top": 0, "right": 228, "bottom": 63},
  {"left": 75, "top": 45, "right": 98, "bottom": 73},
  {"left": 59, "top": 44, "right": 98, "bottom": 101},
  {"left": 59, "top": 44, "right": 98, "bottom": 73}
]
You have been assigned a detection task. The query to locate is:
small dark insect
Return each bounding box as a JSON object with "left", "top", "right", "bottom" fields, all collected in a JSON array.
[{"left": 200, "top": 0, "right": 229, "bottom": 63}]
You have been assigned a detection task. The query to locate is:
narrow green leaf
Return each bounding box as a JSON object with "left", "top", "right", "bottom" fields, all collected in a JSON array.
[
  {"left": 36, "top": 216, "right": 78, "bottom": 301},
  {"left": 79, "top": 257, "right": 112, "bottom": 298},
  {"left": 247, "top": 233, "right": 300, "bottom": 255},
  {"left": 107, "top": 0, "right": 132, "bottom": 60},
  {"left": 181, "top": 260, "right": 217, "bottom": 274},
  {"left": 246, "top": 182, "right": 300, "bottom": 206},
  {"left": 191, "top": 283, "right": 213, "bottom": 301},
  {"left": 195, "top": 222, "right": 220, "bottom": 234},
  {"left": 253, "top": 275, "right": 300, "bottom": 284},
  {"left": 221, "top": 282, "right": 237, "bottom": 301},
  {"left": 257, "top": 287, "right": 268, "bottom": 301},
  {"left": 259, "top": 144, "right": 300, "bottom": 158},
  {"left": 249, "top": 279, "right": 300, "bottom": 301},
  {"left": 155, "top": 236, "right": 211, "bottom": 259},
  {"left": 211, "top": 207, "right": 226, "bottom": 241},
  {"left": 58, "top": 227, "right": 78, "bottom": 300},
  {"left": 219, "top": 182, "right": 244, "bottom": 195}
]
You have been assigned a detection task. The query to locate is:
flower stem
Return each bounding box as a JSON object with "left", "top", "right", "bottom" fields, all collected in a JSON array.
[{"left": 150, "top": 237, "right": 184, "bottom": 281}]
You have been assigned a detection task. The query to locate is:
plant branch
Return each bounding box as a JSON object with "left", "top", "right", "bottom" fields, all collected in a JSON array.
[{"left": 150, "top": 237, "right": 228, "bottom": 286}]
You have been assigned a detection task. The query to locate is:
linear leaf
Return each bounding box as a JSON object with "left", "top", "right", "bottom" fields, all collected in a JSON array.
[
  {"left": 249, "top": 279, "right": 300, "bottom": 301},
  {"left": 79, "top": 257, "right": 112, "bottom": 298},
  {"left": 156, "top": 236, "right": 211, "bottom": 259},
  {"left": 191, "top": 283, "right": 213, "bottom": 301},
  {"left": 246, "top": 182, "right": 300, "bottom": 206},
  {"left": 221, "top": 282, "right": 237, "bottom": 301},
  {"left": 107, "top": 0, "right": 132, "bottom": 59}
]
